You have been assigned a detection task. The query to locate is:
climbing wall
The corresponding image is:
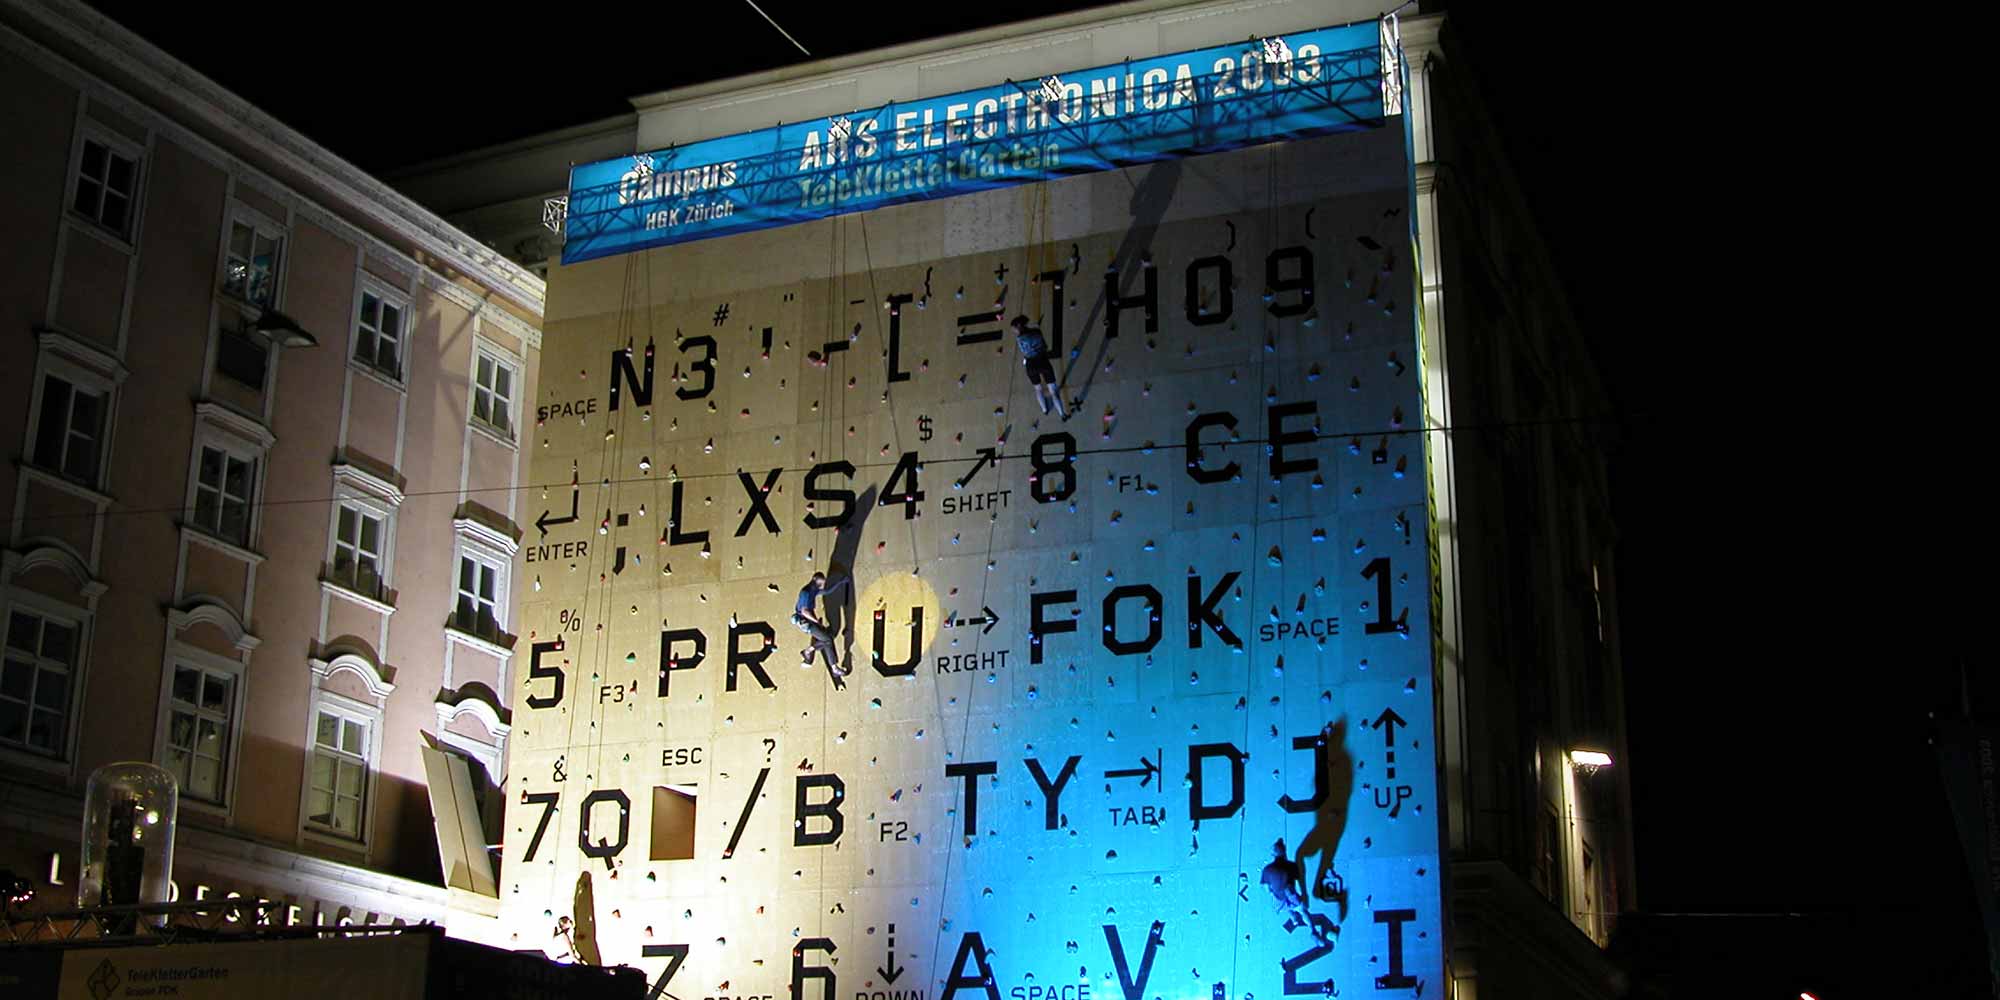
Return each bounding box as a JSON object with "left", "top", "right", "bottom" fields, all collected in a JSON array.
[{"left": 502, "top": 123, "right": 1442, "bottom": 1000}]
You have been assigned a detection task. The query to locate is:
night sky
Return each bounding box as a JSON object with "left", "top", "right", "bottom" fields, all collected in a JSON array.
[{"left": 81, "top": 0, "right": 1979, "bottom": 992}]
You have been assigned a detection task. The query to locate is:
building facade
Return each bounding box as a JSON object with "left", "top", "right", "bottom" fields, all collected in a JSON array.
[
  {"left": 391, "top": 2, "right": 1633, "bottom": 999},
  {"left": 0, "top": 0, "right": 543, "bottom": 936}
]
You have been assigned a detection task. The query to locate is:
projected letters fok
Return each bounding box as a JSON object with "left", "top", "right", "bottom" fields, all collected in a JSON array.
[{"left": 504, "top": 47, "right": 1440, "bottom": 1000}]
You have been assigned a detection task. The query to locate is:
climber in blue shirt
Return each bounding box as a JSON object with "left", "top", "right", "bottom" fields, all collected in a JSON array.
[
  {"left": 794, "top": 571, "right": 849, "bottom": 677},
  {"left": 1012, "top": 315, "right": 1067, "bottom": 418}
]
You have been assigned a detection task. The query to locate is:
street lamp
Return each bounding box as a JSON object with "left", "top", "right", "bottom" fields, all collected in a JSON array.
[{"left": 1569, "top": 749, "right": 1612, "bottom": 775}]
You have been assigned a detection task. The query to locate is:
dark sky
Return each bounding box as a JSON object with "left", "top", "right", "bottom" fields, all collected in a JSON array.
[{"left": 86, "top": 0, "right": 1980, "bottom": 990}]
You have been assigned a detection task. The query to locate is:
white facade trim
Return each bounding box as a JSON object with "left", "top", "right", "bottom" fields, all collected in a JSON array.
[
  {"left": 1, "top": 544, "right": 106, "bottom": 602},
  {"left": 20, "top": 346, "right": 123, "bottom": 499},
  {"left": 443, "top": 626, "right": 515, "bottom": 663},
  {"left": 167, "top": 600, "right": 261, "bottom": 653},
  {"left": 35, "top": 325, "right": 130, "bottom": 383},
  {"left": 626, "top": 0, "right": 1385, "bottom": 149},
  {"left": 62, "top": 114, "right": 145, "bottom": 251},
  {"left": 152, "top": 637, "right": 252, "bottom": 814},
  {"left": 320, "top": 578, "right": 397, "bottom": 617},
  {"left": 297, "top": 683, "right": 386, "bottom": 853},
  {"left": 309, "top": 651, "right": 397, "bottom": 701},
  {"left": 451, "top": 514, "right": 519, "bottom": 559},
  {"left": 0, "top": 3, "right": 544, "bottom": 324},
  {"left": 192, "top": 400, "right": 278, "bottom": 451},
  {"left": 435, "top": 693, "right": 510, "bottom": 740},
  {"left": 331, "top": 461, "right": 406, "bottom": 508},
  {"left": 416, "top": 270, "right": 541, "bottom": 351}
]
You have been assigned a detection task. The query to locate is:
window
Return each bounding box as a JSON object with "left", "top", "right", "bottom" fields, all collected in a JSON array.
[
  {"left": 1, "top": 609, "right": 77, "bottom": 756},
  {"left": 447, "top": 516, "right": 515, "bottom": 653},
  {"left": 32, "top": 374, "right": 106, "bottom": 486},
  {"left": 71, "top": 137, "right": 139, "bottom": 237},
  {"left": 472, "top": 351, "right": 515, "bottom": 438},
  {"left": 214, "top": 325, "right": 269, "bottom": 390},
  {"left": 353, "top": 289, "right": 404, "bottom": 379},
  {"left": 330, "top": 502, "right": 386, "bottom": 598},
  {"left": 307, "top": 708, "right": 370, "bottom": 838},
  {"left": 651, "top": 785, "right": 698, "bottom": 861},
  {"left": 164, "top": 663, "right": 234, "bottom": 803},
  {"left": 454, "top": 553, "right": 502, "bottom": 639},
  {"left": 192, "top": 445, "right": 256, "bottom": 546},
  {"left": 1534, "top": 804, "right": 1560, "bottom": 903},
  {"left": 1580, "top": 842, "right": 1600, "bottom": 940},
  {"left": 222, "top": 218, "right": 282, "bottom": 308}
]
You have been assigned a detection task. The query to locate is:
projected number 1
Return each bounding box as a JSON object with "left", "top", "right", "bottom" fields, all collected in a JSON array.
[{"left": 1360, "top": 557, "right": 1408, "bottom": 636}]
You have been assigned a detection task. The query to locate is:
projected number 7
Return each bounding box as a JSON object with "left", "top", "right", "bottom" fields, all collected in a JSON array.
[
  {"left": 519, "top": 791, "right": 559, "bottom": 862},
  {"left": 643, "top": 943, "right": 690, "bottom": 1000}
]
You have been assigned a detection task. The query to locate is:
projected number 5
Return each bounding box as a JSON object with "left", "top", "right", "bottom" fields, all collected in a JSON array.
[{"left": 527, "top": 640, "right": 566, "bottom": 708}]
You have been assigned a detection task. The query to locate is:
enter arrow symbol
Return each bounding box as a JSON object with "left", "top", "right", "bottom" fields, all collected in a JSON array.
[
  {"left": 878, "top": 923, "right": 905, "bottom": 984},
  {"left": 1371, "top": 707, "right": 1408, "bottom": 747},
  {"left": 536, "top": 484, "right": 580, "bottom": 538}
]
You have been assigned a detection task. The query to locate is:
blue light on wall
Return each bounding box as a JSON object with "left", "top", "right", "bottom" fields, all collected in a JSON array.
[{"left": 508, "top": 28, "right": 1438, "bottom": 1000}]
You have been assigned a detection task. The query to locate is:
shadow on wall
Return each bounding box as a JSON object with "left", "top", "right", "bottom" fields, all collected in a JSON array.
[
  {"left": 387, "top": 772, "right": 446, "bottom": 885},
  {"left": 825, "top": 484, "right": 878, "bottom": 670},
  {"left": 1296, "top": 718, "right": 1355, "bottom": 919},
  {"left": 1064, "top": 158, "right": 1183, "bottom": 410},
  {"left": 171, "top": 732, "right": 444, "bottom": 893}
]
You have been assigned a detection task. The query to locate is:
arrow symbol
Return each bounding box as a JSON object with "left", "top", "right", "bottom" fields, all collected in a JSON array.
[
  {"left": 949, "top": 606, "right": 1000, "bottom": 635},
  {"left": 536, "top": 483, "right": 580, "bottom": 538},
  {"left": 1104, "top": 749, "right": 1162, "bottom": 788},
  {"left": 1371, "top": 707, "right": 1408, "bottom": 780},
  {"left": 954, "top": 447, "right": 998, "bottom": 489},
  {"left": 878, "top": 923, "right": 906, "bottom": 984},
  {"left": 1371, "top": 707, "right": 1407, "bottom": 746}
]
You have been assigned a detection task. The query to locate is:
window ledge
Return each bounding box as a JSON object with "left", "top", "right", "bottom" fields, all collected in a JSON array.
[
  {"left": 180, "top": 523, "right": 266, "bottom": 565},
  {"left": 300, "top": 825, "right": 369, "bottom": 853},
  {"left": 34, "top": 325, "right": 129, "bottom": 382},
  {"left": 176, "top": 795, "right": 232, "bottom": 822},
  {"left": 321, "top": 578, "right": 396, "bottom": 615},
  {"left": 64, "top": 213, "right": 137, "bottom": 255},
  {"left": 348, "top": 360, "right": 407, "bottom": 394},
  {"left": 194, "top": 400, "right": 276, "bottom": 450},
  {"left": 444, "top": 625, "right": 516, "bottom": 660},
  {"left": 16, "top": 461, "right": 114, "bottom": 508},
  {"left": 468, "top": 420, "right": 517, "bottom": 451},
  {"left": 0, "top": 745, "right": 74, "bottom": 779}
]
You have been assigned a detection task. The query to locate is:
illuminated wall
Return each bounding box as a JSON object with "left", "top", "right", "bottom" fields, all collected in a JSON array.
[{"left": 502, "top": 122, "right": 1441, "bottom": 1000}]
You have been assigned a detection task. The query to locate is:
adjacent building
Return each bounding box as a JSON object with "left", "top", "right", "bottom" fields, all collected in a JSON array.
[
  {"left": 386, "top": 1, "right": 1632, "bottom": 997},
  {"left": 0, "top": 0, "right": 543, "bottom": 936}
]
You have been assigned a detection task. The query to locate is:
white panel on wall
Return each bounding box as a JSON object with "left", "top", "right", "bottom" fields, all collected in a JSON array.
[{"left": 505, "top": 124, "right": 1440, "bottom": 1000}]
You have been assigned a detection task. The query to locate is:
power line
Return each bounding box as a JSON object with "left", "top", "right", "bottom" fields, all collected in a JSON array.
[
  {"left": 8, "top": 411, "right": 1621, "bottom": 529},
  {"left": 741, "top": 0, "right": 811, "bottom": 57}
]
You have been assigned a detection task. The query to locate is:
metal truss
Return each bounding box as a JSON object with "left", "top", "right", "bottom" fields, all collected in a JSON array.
[
  {"left": 564, "top": 41, "right": 1386, "bottom": 261},
  {"left": 1, "top": 898, "right": 428, "bottom": 950}
]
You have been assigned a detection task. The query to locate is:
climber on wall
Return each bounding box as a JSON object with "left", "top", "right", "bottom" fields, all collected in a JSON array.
[
  {"left": 794, "top": 571, "right": 850, "bottom": 681},
  {"left": 1261, "top": 838, "right": 1335, "bottom": 945},
  {"left": 1012, "top": 315, "right": 1067, "bottom": 419}
]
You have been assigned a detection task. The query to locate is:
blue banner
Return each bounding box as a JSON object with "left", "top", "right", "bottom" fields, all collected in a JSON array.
[{"left": 562, "top": 21, "right": 1386, "bottom": 263}]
